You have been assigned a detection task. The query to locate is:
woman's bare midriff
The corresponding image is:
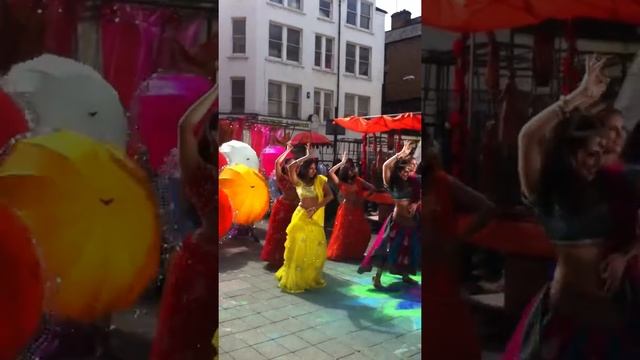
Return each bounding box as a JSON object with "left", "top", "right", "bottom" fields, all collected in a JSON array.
[
  {"left": 300, "top": 197, "right": 319, "bottom": 210},
  {"left": 393, "top": 199, "right": 416, "bottom": 227},
  {"left": 550, "top": 243, "right": 621, "bottom": 328}
]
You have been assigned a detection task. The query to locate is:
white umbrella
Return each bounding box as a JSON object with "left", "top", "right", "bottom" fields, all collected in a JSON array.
[
  {"left": 219, "top": 140, "right": 259, "bottom": 170},
  {"left": 1, "top": 54, "right": 128, "bottom": 149},
  {"left": 616, "top": 50, "right": 640, "bottom": 130}
]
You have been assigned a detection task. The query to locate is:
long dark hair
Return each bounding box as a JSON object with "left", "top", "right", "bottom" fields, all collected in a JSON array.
[
  {"left": 198, "top": 113, "right": 217, "bottom": 165},
  {"left": 338, "top": 159, "right": 356, "bottom": 183},
  {"left": 389, "top": 159, "right": 411, "bottom": 192},
  {"left": 536, "top": 111, "right": 604, "bottom": 215},
  {"left": 622, "top": 121, "right": 640, "bottom": 165},
  {"left": 297, "top": 158, "right": 318, "bottom": 183}
]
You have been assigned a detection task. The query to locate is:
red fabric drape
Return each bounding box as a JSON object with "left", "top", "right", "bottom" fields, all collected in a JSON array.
[
  {"left": 333, "top": 113, "right": 421, "bottom": 133},
  {"left": 361, "top": 134, "right": 367, "bottom": 180},
  {"left": 561, "top": 22, "right": 579, "bottom": 95},
  {"left": 43, "top": 0, "right": 79, "bottom": 57},
  {"left": 232, "top": 120, "right": 244, "bottom": 140},
  {"left": 101, "top": 5, "right": 171, "bottom": 109},
  {"left": 0, "top": 0, "right": 80, "bottom": 73},
  {"left": 449, "top": 35, "right": 469, "bottom": 179},
  {"left": 100, "top": 3, "right": 213, "bottom": 109},
  {"left": 422, "top": 0, "right": 640, "bottom": 32},
  {"left": 250, "top": 125, "right": 271, "bottom": 155}
]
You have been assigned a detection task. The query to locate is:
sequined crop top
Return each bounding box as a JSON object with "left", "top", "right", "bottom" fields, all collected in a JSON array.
[
  {"left": 525, "top": 194, "right": 610, "bottom": 245},
  {"left": 296, "top": 182, "right": 317, "bottom": 200},
  {"left": 526, "top": 166, "right": 640, "bottom": 245}
]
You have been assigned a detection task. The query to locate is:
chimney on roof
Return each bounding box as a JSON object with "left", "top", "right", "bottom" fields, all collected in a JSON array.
[{"left": 391, "top": 10, "right": 411, "bottom": 29}]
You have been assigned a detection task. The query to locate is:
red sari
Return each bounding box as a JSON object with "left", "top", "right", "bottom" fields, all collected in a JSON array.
[
  {"left": 151, "top": 163, "right": 218, "bottom": 360},
  {"left": 423, "top": 171, "right": 481, "bottom": 360},
  {"left": 327, "top": 177, "right": 371, "bottom": 261},
  {"left": 261, "top": 175, "right": 298, "bottom": 267}
]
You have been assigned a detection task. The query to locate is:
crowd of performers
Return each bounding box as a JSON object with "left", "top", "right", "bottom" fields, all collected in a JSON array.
[{"left": 260, "top": 139, "right": 422, "bottom": 292}]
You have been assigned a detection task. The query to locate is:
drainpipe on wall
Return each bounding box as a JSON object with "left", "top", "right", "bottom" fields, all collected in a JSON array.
[{"left": 333, "top": 0, "right": 342, "bottom": 163}]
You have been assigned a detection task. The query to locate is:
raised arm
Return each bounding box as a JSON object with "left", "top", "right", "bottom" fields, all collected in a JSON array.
[
  {"left": 275, "top": 142, "right": 293, "bottom": 178},
  {"left": 382, "top": 141, "right": 412, "bottom": 187},
  {"left": 287, "top": 143, "right": 312, "bottom": 184},
  {"left": 328, "top": 151, "right": 348, "bottom": 184},
  {"left": 518, "top": 55, "right": 609, "bottom": 199},
  {"left": 178, "top": 84, "right": 218, "bottom": 180}
]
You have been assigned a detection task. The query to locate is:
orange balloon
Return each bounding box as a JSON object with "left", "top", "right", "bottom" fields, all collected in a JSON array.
[
  {"left": 0, "top": 203, "right": 43, "bottom": 360},
  {"left": 219, "top": 164, "right": 269, "bottom": 225},
  {"left": 219, "top": 189, "right": 232, "bottom": 237}
]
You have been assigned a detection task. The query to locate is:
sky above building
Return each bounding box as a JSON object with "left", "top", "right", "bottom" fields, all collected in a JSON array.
[{"left": 377, "top": 0, "right": 421, "bottom": 30}]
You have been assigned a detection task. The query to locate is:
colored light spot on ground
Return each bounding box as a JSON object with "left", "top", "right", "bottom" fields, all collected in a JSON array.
[{"left": 338, "top": 272, "right": 422, "bottom": 327}]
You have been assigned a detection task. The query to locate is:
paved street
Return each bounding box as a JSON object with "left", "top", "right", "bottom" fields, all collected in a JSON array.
[{"left": 219, "top": 220, "right": 422, "bottom": 360}]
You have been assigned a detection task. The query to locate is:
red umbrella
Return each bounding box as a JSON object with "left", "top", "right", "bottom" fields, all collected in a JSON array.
[
  {"left": 218, "top": 151, "right": 228, "bottom": 170},
  {"left": 290, "top": 131, "right": 331, "bottom": 145},
  {"left": 0, "top": 203, "right": 43, "bottom": 360},
  {"left": 0, "top": 89, "right": 28, "bottom": 150}
]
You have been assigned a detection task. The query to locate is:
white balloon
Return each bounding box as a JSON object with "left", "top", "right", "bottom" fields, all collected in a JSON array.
[
  {"left": 2, "top": 54, "right": 128, "bottom": 149},
  {"left": 219, "top": 140, "right": 259, "bottom": 169}
]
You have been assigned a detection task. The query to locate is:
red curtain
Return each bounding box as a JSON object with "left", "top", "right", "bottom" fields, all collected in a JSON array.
[
  {"left": 250, "top": 124, "right": 271, "bottom": 156},
  {"left": 422, "top": 0, "right": 640, "bottom": 32},
  {"left": 101, "top": 4, "right": 172, "bottom": 109},
  {"left": 0, "top": 0, "right": 80, "bottom": 73},
  {"left": 100, "top": 3, "right": 214, "bottom": 109}
]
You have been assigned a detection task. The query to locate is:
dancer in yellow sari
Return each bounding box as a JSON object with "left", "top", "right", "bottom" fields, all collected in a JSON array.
[{"left": 276, "top": 144, "right": 333, "bottom": 293}]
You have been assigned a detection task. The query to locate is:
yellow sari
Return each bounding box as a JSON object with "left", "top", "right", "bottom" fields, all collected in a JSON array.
[{"left": 275, "top": 175, "right": 327, "bottom": 293}]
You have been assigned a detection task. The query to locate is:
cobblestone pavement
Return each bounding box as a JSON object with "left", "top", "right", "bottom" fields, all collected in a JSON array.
[{"left": 219, "top": 221, "right": 422, "bottom": 360}]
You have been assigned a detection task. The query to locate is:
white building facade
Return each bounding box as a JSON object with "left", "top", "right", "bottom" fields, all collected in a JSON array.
[{"left": 219, "top": 0, "right": 386, "bottom": 141}]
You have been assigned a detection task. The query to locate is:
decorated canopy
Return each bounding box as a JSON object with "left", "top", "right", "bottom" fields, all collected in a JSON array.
[
  {"left": 333, "top": 113, "right": 421, "bottom": 134},
  {"left": 422, "top": 0, "right": 640, "bottom": 32}
]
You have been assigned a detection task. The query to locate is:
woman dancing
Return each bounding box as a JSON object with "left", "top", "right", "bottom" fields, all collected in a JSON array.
[
  {"left": 326, "top": 152, "right": 375, "bottom": 261},
  {"left": 261, "top": 143, "right": 299, "bottom": 269},
  {"left": 150, "top": 84, "right": 218, "bottom": 359},
  {"left": 358, "top": 141, "right": 421, "bottom": 288},
  {"left": 504, "top": 55, "right": 640, "bottom": 359},
  {"left": 275, "top": 144, "right": 333, "bottom": 293}
]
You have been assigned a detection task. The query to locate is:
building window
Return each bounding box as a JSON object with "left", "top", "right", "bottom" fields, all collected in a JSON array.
[
  {"left": 269, "top": 0, "right": 301, "bottom": 10},
  {"left": 269, "top": 23, "right": 302, "bottom": 63},
  {"left": 231, "top": 78, "right": 245, "bottom": 112},
  {"left": 345, "top": 94, "right": 370, "bottom": 116},
  {"left": 268, "top": 81, "right": 301, "bottom": 118},
  {"left": 232, "top": 18, "right": 246, "bottom": 55},
  {"left": 346, "top": 0, "right": 372, "bottom": 30},
  {"left": 288, "top": 0, "right": 301, "bottom": 10},
  {"left": 314, "top": 34, "right": 333, "bottom": 70},
  {"left": 314, "top": 89, "right": 333, "bottom": 122},
  {"left": 319, "top": 0, "right": 332, "bottom": 18},
  {"left": 345, "top": 43, "right": 370, "bottom": 78},
  {"left": 360, "top": 1, "right": 371, "bottom": 30},
  {"left": 346, "top": 0, "right": 357, "bottom": 25}
]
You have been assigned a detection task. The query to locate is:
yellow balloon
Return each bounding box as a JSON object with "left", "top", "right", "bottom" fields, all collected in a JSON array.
[
  {"left": 219, "top": 164, "right": 269, "bottom": 225},
  {"left": 0, "top": 131, "right": 160, "bottom": 322}
]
